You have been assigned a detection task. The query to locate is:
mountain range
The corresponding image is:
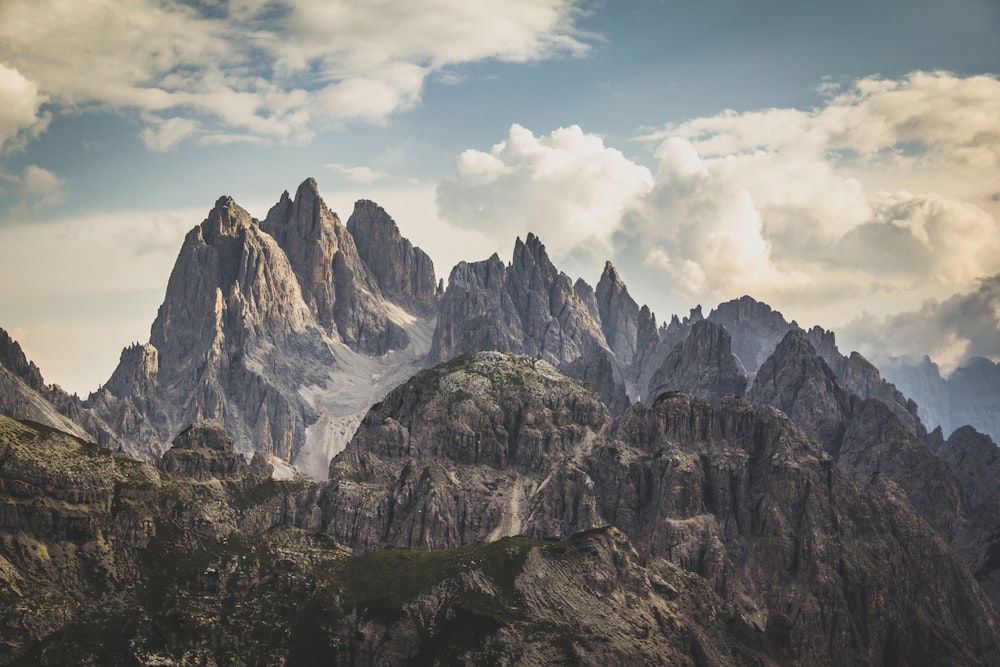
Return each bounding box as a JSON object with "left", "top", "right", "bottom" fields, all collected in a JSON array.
[{"left": 1, "top": 178, "right": 999, "bottom": 664}]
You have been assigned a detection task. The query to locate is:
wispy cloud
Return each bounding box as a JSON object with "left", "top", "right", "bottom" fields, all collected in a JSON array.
[
  {"left": 1, "top": 164, "right": 67, "bottom": 218},
  {"left": 0, "top": 0, "right": 590, "bottom": 149},
  {"left": 324, "top": 162, "right": 389, "bottom": 185}
]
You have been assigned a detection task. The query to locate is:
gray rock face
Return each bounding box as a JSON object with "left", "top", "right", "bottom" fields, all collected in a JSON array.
[
  {"left": 0, "top": 327, "right": 118, "bottom": 446},
  {"left": 261, "top": 179, "right": 410, "bottom": 355},
  {"left": 805, "top": 326, "right": 920, "bottom": 433},
  {"left": 559, "top": 351, "right": 631, "bottom": 417},
  {"left": 89, "top": 194, "right": 331, "bottom": 461},
  {"left": 592, "top": 393, "right": 997, "bottom": 665},
  {"left": 322, "top": 352, "right": 609, "bottom": 552},
  {"left": 707, "top": 295, "right": 794, "bottom": 372},
  {"left": 314, "top": 354, "right": 1000, "bottom": 664},
  {"left": 429, "top": 235, "right": 608, "bottom": 366},
  {"left": 648, "top": 319, "right": 747, "bottom": 403},
  {"left": 748, "top": 329, "right": 853, "bottom": 455},
  {"left": 849, "top": 354, "right": 1000, "bottom": 446},
  {"left": 3, "top": 357, "right": 1000, "bottom": 665},
  {"left": 156, "top": 421, "right": 273, "bottom": 481},
  {"left": 631, "top": 306, "right": 703, "bottom": 403},
  {"left": 595, "top": 261, "right": 640, "bottom": 367},
  {"left": 346, "top": 199, "right": 439, "bottom": 316}
]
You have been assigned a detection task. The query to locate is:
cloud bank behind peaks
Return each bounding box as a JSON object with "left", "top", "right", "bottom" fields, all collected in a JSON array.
[
  {"left": 437, "top": 71, "right": 1000, "bottom": 369},
  {"left": 0, "top": 0, "right": 590, "bottom": 150},
  {"left": 437, "top": 123, "right": 653, "bottom": 269}
]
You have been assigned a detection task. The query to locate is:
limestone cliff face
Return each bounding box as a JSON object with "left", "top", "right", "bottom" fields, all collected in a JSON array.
[
  {"left": 89, "top": 194, "right": 333, "bottom": 461},
  {"left": 86, "top": 180, "right": 439, "bottom": 467},
  {"left": 592, "top": 393, "right": 997, "bottom": 665},
  {"left": 595, "top": 261, "right": 639, "bottom": 367},
  {"left": 261, "top": 179, "right": 410, "bottom": 355},
  {"left": 3, "top": 356, "right": 1000, "bottom": 665},
  {"left": 429, "top": 234, "right": 608, "bottom": 366},
  {"left": 748, "top": 329, "right": 854, "bottom": 455},
  {"left": 805, "top": 326, "right": 920, "bottom": 433},
  {"left": 346, "top": 199, "right": 439, "bottom": 317},
  {"left": 313, "top": 354, "right": 999, "bottom": 665},
  {"left": 647, "top": 319, "right": 747, "bottom": 403},
  {"left": 156, "top": 421, "right": 273, "bottom": 482},
  {"left": 322, "top": 352, "right": 609, "bottom": 552}
]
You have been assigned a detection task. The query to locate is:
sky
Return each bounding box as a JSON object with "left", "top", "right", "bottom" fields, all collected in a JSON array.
[{"left": 1, "top": 0, "right": 999, "bottom": 395}]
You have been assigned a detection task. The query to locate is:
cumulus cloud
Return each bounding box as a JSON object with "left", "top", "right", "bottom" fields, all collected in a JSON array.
[
  {"left": 436, "top": 71, "right": 1000, "bottom": 371},
  {"left": 0, "top": 0, "right": 589, "bottom": 148},
  {"left": 437, "top": 123, "right": 654, "bottom": 268},
  {"left": 0, "top": 63, "right": 49, "bottom": 153}
]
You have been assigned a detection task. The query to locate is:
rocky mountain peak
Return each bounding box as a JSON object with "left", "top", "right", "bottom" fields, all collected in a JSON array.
[
  {"left": 595, "top": 260, "right": 640, "bottom": 366},
  {"left": 748, "top": 328, "right": 853, "bottom": 454},
  {"left": 261, "top": 179, "right": 409, "bottom": 354},
  {"left": 431, "top": 233, "right": 608, "bottom": 366},
  {"left": 707, "top": 295, "right": 794, "bottom": 371},
  {"left": 0, "top": 326, "right": 45, "bottom": 392},
  {"left": 202, "top": 195, "right": 252, "bottom": 241},
  {"left": 346, "top": 199, "right": 438, "bottom": 316},
  {"left": 156, "top": 420, "right": 273, "bottom": 481},
  {"left": 647, "top": 319, "right": 747, "bottom": 403}
]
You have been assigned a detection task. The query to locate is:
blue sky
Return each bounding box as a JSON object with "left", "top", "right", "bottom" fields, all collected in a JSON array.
[{"left": 1, "top": 0, "right": 999, "bottom": 394}]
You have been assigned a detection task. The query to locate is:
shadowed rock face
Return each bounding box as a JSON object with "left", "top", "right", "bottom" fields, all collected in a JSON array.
[
  {"left": 648, "top": 319, "right": 747, "bottom": 404},
  {"left": 157, "top": 421, "right": 273, "bottom": 482},
  {"left": 429, "top": 234, "right": 608, "bottom": 366},
  {"left": 3, "top": 353, "right": 1000, "bottom": 665},
  {"left": 595, "top": 261, "right": 640, "bottom": 367},
  {"left": 314, "top": 352, "right": 999, "bottom": 666},
  {"left": 748, "top": 329, "right": 854, "bottom": 455},
  {"left": 707, "top": 295, "right": 795, "bottom": 372}
]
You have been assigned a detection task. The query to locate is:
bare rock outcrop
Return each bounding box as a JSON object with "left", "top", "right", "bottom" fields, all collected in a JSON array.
[
  {"left": 322, "top": 352, "right": 608, "bottom": 552},
  {"left": 89, "top": 194, "right": 332, "bottom": 461},
  {"left": 595, "top": 261, "right": 640, "bottom": 367},
  {"left": 261, "top": 179, "right": 409, "bottom": 354},
  {"left": 707, "top": 295, "right": 795, "bottom": 372},
  {"left": 429, "top": 234, "right": 608, "bottom": 366},
  {"left": 156, "top": 421, "right": 273, "bottom": 482},
  {"left": 648, "top": 319, "right": 747, "bottom": 403},
  {"left": 346, "top": 199, "right": 439, "bottom": 316}
]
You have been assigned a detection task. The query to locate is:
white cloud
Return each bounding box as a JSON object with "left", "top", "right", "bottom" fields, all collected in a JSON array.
[
  {"left": 324, "top": 163, "right": 389, "bottom": 185},
  {"left": 436, "top": 72, "right": 1000, "bottom": 372},
  {"left": 1, "top": 164, "right": 67, "bottom": 216},
  {"left": 0, "top": 63, "right": 49, "bottom": 153},
  {"left": 437, "top": 123, "right": 654, "bottom": 267},
  {"left": 0, "top": 0, "right": 589, "bottom": 148},
  {"left": 140, "top": 117, "right": 201, "bottom": 152}
]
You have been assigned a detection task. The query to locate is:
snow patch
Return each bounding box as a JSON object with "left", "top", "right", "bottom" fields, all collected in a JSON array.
[{"left": 292, "top": 315, "right": 436, "bottom": 480}]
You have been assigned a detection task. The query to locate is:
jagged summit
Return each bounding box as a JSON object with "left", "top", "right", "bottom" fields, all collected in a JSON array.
[
  {"left": 346, "top": 199, "right": 438, "bottom": 316},
  {"left": 595, "top": 260, "right": 640, "bottom": 367}
]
